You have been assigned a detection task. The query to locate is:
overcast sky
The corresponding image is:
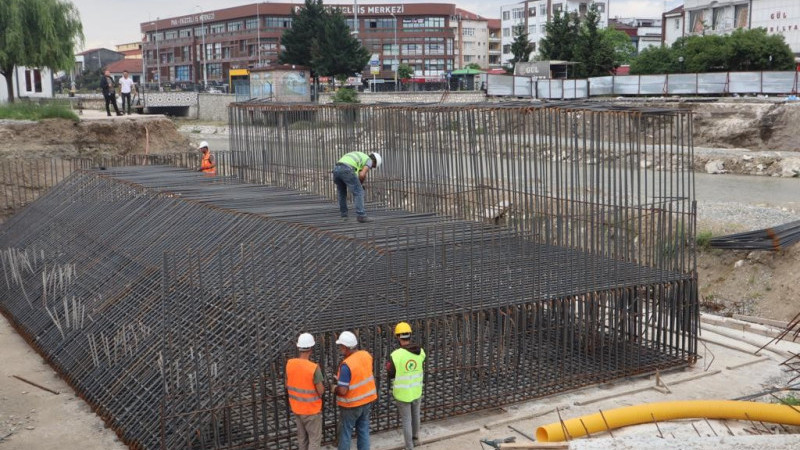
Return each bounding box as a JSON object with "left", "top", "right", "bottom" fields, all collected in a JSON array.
[{"left": 73, "top": 0, "right": 684, "bottom": 51}]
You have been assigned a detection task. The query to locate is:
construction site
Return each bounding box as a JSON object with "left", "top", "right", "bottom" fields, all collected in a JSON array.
[{"left": 0, "top": 102, "right": 799, "bottom": 450}]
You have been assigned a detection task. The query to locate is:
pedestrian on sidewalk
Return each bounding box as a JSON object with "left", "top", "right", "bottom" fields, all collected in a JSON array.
[
  {"left": 118, "top": 71, "right": 137, "bottom": 115},
  {"left": 332, "top": 331, "right": 377, "bottom": 450},
  {"left": 386, "top": 322, "right": 426, "bottom": 449},
  {"left": 332, "top": 151, "right": 382, "bottom": 223},
  {"left": 100, "top": 70, "right": 122, "bottom": 117},
  {"left": 286, "top": 333, "right": 325, "bottom": 450}
]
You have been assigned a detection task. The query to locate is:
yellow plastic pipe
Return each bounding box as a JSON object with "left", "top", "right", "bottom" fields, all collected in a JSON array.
[{"left": 536, "top": 400, "right": 800, "bottom": 442}]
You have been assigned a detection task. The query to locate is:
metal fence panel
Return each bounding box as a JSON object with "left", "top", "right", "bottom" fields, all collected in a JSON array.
[
  {"left": 589, "top": 76, "right": 613, "bottom": 96},
  {"left": 667, "top": 74, "right": 698, "bottom": 94},
  {"left": 762, "top": 71, "right": 797, "bottom": 94},
  {"left": 639, "top": 75, "right": 667, "bottom": 95},
  {"left": 612, "top": 75, "right": 640, "bottom": 95},
  {"left": 537, "top": 80, "right": 563, "bottom": 99},
  {"left": 513, "top": 76, "right": 533, "bottom": 97},
  {"left": 696, "top": 73, "right": 728, "bottom": 94},
  {"left": 487, "top": 74, "right": 513, "bottom": 96},
  {"left": 729, "top": 72, "right": 762, "bottom": 93}
]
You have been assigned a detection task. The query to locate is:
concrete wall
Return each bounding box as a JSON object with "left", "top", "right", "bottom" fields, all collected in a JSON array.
[
  {"left": 196, "top": 94, "right": 235, "bottom": 121},
  {"left": 318, "top": 91, "right": 488, "bottom": 104}
]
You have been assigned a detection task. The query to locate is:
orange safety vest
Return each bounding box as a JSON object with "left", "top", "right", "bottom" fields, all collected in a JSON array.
[
  {"left": 201, "top": 152, "right": 216, "bottom": 175},
  {"left": 285, "top": 358, "right": 322, "bottom": 415},
  {"left": 336, "top": 350, "right": 377, "bottom": 408}
]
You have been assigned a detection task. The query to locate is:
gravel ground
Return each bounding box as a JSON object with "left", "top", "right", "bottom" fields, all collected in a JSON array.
[{"left": 697, "top": 202, "right": 800, "bottom": 234}]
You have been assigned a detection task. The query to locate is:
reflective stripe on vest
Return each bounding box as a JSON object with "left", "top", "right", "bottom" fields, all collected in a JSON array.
[
  {"left": 336, "top": 350, "right": 378, "bottom": 408},
  {"left": 337, "top": 151, "right": 370, "bottom": 172},
  {"left": 286, "top": 358, "right": 322, "bottom": 415},
  {"left": 391, "top": 347, "right": 425, "bottom": 402},
  {"left": 201, "top": 152, "right": 216, "bottom": 174}
]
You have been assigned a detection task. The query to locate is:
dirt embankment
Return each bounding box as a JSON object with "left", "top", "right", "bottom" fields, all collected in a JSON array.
[
  {"left": 0, "top": 117, "right": 192, "bottom": 159},
  {"left": 689, "top": 101, "right": 800, "bottom": 152}
]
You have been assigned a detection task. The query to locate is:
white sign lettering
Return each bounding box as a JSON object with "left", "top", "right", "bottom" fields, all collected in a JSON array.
[{"left": 170, "top": 13, "right": 215, "bottom": 27}]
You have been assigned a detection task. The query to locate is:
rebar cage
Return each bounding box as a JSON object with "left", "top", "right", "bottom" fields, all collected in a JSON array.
[{"left": 0, "top": 101, "right": 697, "bottom": 449}]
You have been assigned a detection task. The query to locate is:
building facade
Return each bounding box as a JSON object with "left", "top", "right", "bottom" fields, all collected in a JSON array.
[
  {"left": 683, "top": 0, "right": 800, "bottom": 57},
  {"left": 611, "top": 18, "right": 664, "bottom": 54},
  {"left": 76, "top": 48, "right": 125, "bottom": 73},
  {"left": 500, "top": 0, "right": 609, "bottom": 66},
  {"left": 140, "top": 2, "right": 496, "bottom": 85},
  {"left": 488, "top": 19, "right": 503, "bottom": 70},
  {"left": 1, "top": 67, "right": 54, "bottom": 102},
  {"left": 662, "top": 5, "right": 685, "bottom": 46}
]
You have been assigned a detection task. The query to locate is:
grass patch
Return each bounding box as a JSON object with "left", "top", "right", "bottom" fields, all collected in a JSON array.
[
  {"left": 775, "top": 394, "right": 800, "bottom": 406},
  {"left": 696, "top": 230, "right": 713, "bottom": 250},
  {"left": 0, "top": 101, "right": 79, "bottom": 122}
]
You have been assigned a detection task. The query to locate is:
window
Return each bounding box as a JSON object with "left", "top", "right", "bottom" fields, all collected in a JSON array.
[
  {"left": 424, "top": 37, "right": 445, "bottom": 55},
  {"left": 734, "top": 5, "right": 748, "bottom": 29},
  {"left": 24, "top": 69, "right": 42, "bottom": 93},
  {"left": 383, "top": 43, "right": 398, "bottom": 55},
  {"left": 529, "top": 7, "right": 536, "bottom": 17},
  {"left": 529, "top": 24, "right": 536, "bottom": 34},
  {"left": 222, "top": 46, "right": 231, "bottom": 59},
  {"left": 502, "top": 44, "right": 511, "bottom": 54},
  {"left": 579, "top": 3, "right": 588, "bottom": 16},
  {"left": 402, "top": 17, "right": 444, "bottom": 29},
  {"left": 513, "top": 8, "right": 524, "bottom": 20},
  {"left": 207, "top": 63, "right": 222, "bottom": 78},
  {"left": 194, "top": 26, "right": 207, "bottom": 37},
  {"left": 712, "top": 7, "right": 723, "bottom": 30},
  {"left": 265, "top": 17, "right": 291, "bottom": 28},
  {"left": 182, "top": 46, "right": 191, "bottom": 61},
  {"left": 540, "top": 5, "right": 547, "bottom": 15},
  {"left": 503, "top": 28, "right": 510, "bottom": 37},
  {"left": 674, "top": 18, "right": 680, "bottom": 30},
  {"left": 179, "top": 28, "right": 192, "bottom": 38},
  {"left": 368, "top": 18, "right": 395, "bottom": 29},
  {"left": 502, "top": 11, "right": 510, "bottom": 21},
  {"left": 176, "top": 66, "right": 190, "bottom": 81},
  {"left": 210, "top": 23, "right": 225, "bottom": 34},
  {"left": 596, "top": 2, "right": 606, "bottom": 13},
  {"left": 689, "top": 10, "right": 704, "bottom": 33},
  {"left": 464, "top": 55, "right": 474, "bottom": 62},
  {"left": 246, "top": 18, "right": 258, "bottom": 29},
  {"left": 553, "top": 3, "right": 563, "bottom": 13},
  {"left": 382, "top": 58, "right": 397, "bottom": 71},
  {"left": 462, "top": 28, "right": 475, "bottom": 37},
  {"left": 164, "top": 30, "right": 178, "bottom": 40},
  {"left": 227, "top": 21, "right": 242, "bottom": 32},
  {"left": 401, "top": 43, "right": 422, "bottom": 55},
  {"left": 424, "top": 58, "right": 445, "bottom": 74}
]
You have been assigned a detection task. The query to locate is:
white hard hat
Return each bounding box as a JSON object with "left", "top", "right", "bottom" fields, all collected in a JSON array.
[
  {"left": 335, "top": 331, "right": 358, "bottom": 348},
  {"left": 296, "top": 333, "right": 315, "bottom": 349},
  {"left": 370, "top": 152, "right": 382, "bottom": 168},
  {"left": 198, "top": 141, "right": 209, "bottom": 150}
]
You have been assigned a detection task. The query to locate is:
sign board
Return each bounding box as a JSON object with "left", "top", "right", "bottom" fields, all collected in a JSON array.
[
  {"left": 370, "top": 53, "right": 380, "bottom": 67},
  {"left": 514, "top": 61, "right": 551, "bottom": 78},
  {"left": 370, "top": 66, "right": 380, "bottom": 75}
]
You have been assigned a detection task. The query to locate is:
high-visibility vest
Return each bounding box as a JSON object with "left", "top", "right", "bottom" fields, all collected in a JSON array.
[
  {"left": 201, "top": 152, "right": 216, "bottom": 174},
  {"left": 390, "top": 347, "right": 425, "bottom": 402},
  {"left": 337, "top": 151, "right": 370, "bottom": 172},
  {"left": 336, "top": 350, "right": 377, "bottom": 408},
  {"left": 286, "top": 358, "right": 322, "bottom": 415}
]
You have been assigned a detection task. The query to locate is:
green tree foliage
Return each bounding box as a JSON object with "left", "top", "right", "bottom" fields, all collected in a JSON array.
[
  {"left": 573, "top": 5, "right": 614, "bottom": 77},
  {"left": 310, "top": 8, "right": 369, "bottom": 81},
  {"left": 600, "top": 28, "right": 636, "bottom": 66},
  {"left": 539, "top": 10, "right": 580, "bottom": 62},
  {"left": 629, "top": 45, "right": 677, "bottom": 74},
  {"left": 509, "top": 25, "right": 534, "bottom": 69},
  {"left": 631, "top": 28, "right": 795, "bottom": 74},
  {"left": 278, "top": 0, "right": 326, "bottom": 69},
  {"left": 465, "top": 62, "right": 482, "bottom": 70},
  {"left": 397, "top": 63, "right": 413, "bottom": 80},
  {"left": 0, "top": 0, "right": 83, "bottom": 102}
]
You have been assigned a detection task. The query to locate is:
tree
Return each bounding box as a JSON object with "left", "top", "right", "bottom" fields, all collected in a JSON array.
[
  {"left": 573, "top": 4, "right": 614, "bottom": 77},
  {"left": 278, "top": 0, "right": 327, "bottom": 70},
  {"left": 539, "top": 10, "right": 580, "bottom": 62},
  {"left": 397, "top": 63, "right": 413, "bottom": 80},
  {"left": 465, "top": 62, "right": 482, "bottom": 70},
  {"left": 629, "top": 45, "right": 677, "bottom": 74},
  {"left": 600, "top": 28, "right": 636, "bottom": 67},
  {"left": 310, "top": 8, "right": 369, "bottom": 81},
  {"left": 509, "top": 25, "right": 534, "bottom": 69},
  {"left": 0, "top": 0, "right": 83, "bottom": 102},
  {"left": 727, "top": 28, "right": 794, "bottom": 71}
]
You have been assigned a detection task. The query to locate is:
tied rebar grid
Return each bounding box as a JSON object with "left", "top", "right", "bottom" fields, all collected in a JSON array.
[{"left": 0, "top": 102, "right": 698, "bottom": 449}]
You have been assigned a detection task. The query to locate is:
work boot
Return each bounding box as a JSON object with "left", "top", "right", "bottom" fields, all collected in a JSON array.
[{"left": 357, "top": 216, "right": 373, "bottom": 223}]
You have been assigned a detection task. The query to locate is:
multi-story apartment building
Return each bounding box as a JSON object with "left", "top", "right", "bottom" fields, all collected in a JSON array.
[
  {"left": 684, "top": 0, "right": 800, "bottom": 57},
  {"left": 500, "top": 0, "right": 609, "bottom": 66},
  {"left": 662, "top": 5, "right": 685, "bottom": 46},
  {"left": 610, "top": 18, "right": 664, "bottom": 54},
  {"left": 140, "top": 2, "right": 497, "bottom": 85},
  {"left": 488, "top": 19, "right": 503, "bottom": 70}
]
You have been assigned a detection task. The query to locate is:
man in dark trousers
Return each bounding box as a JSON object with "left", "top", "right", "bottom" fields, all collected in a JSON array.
[
  {"left": 100, "top": 70, "right": 122, "bottom": 116},
  {"left": 386, "top": 322, "right": 426, "bottom": 450}
]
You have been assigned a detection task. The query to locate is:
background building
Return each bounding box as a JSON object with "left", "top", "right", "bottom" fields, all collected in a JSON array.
[
  {"left": 610, "top": 18, "right": 664, "bottom": 53},
  {"left": 662, "top": 5, "right": 685, "bottom": 46},
  {"left": 488, "top": 19, "right": 503, "bottom": 71},
  {"left": 116, "top": 42, "right": 143, "bottom": 60},
  {"left": 140, "top": 3, "right": 497, "bottom": 86},
  {"left": 0, "top": 67, "right": 54, "bottom": 102},
  {"left": 76, "top": 48, "right": 125, "bottom": 73},
  {"left": 500, "top": 0, "right": 609, "bottom": 67}
]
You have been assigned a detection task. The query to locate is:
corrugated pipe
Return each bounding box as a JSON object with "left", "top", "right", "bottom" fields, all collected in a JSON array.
[{"left": 536, "top": 400, "right": 800, "bottom": 442}]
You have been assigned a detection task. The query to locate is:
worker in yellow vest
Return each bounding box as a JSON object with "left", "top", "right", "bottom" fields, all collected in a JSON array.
[
  {"left": 386, "top": 322, "right": 426, "bottom": 450},
  {"left": 197, "top": 141, "right": 216, "bottom": 175},
  {"left": 286, "top": 333, "right": 325, "bottom": 450},
  {"left": 332, "top": 151, "right": 382, "bottom": 223},
  {"left": 331, "top": 331, "right": 377, "bottom": 450}
]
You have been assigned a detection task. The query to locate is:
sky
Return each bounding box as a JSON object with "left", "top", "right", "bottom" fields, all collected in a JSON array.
[{"left": 73, "top": 0, "right": 684, "bottom": 51}]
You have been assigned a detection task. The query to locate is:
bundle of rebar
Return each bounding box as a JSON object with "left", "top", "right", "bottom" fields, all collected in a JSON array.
[
  {"left": 709, "top": 219, "right": 800, "bottom": 251},
  {"left": 0, "top": 101, "right": 698, "bottom": 449}
]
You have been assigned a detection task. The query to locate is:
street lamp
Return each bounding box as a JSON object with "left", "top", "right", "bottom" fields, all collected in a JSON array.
[
  {"left": 196, "top": 6, "right": 207, "bottom": 89},
  {"left": 153, "top": 18, "right": 161, "bottom": 88},
  {"left": 390, "top": 12, "right": 398, "bottom": 91},
  {"left": 678, "top": 56, "right": 684, "bottom": 73}
]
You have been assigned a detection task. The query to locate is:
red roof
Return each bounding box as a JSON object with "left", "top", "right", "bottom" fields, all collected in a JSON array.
[
  {"left": 487, "top": 19, "right": 501, "bottom": 29},
  {"left": 456, "top": 8, "right": 487, "bottom": 21},
  {"left": 120, "top": 49, "right": 141, "bottom": 58},
  {"left": 105, "top": 59, "right": 143, "bottom": 74}
]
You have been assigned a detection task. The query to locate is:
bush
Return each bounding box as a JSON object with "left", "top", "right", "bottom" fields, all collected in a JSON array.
[
  {"left": 0, "top": 101, "right": 79, "bottom": 121},
  {"left": 696, "top": 230, "right": 713, "bottom": 250},
  {"left": 331, "top": 88, "right": 359, "bottom": 104}
]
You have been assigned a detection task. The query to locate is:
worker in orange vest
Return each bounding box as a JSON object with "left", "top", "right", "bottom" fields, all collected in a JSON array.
[
  {"left": 332, "top": 331, "right": 377, "bottom": 450},
  {"left": 197, "top": 141, "right": 216, "bottom": 175},
  {"left": 286, "top": 333, "right": 325, "bottom": 450}
]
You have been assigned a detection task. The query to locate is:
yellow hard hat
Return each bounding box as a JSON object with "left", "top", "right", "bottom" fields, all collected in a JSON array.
[{"left": 394, "top": 322, "right": 412, "bottom": 336}]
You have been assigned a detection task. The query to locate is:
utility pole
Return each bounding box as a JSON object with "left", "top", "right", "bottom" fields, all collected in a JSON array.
[
  {"left": 155, "top": 18, "right": 161, "bottom": 88},
  {"left": 257, "top": 2, "right": 262, "bottom": 67},
  {"left": 391, "top": 12, "right": 398, "bottom": 91}
]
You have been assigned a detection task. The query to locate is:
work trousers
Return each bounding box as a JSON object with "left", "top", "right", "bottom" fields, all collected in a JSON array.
[
  {"left": 120, "top": 92, "right": 132, "bottom": 114},
  {"left": 396, "top": 398, "right": 421, "bottom": 449},
  {"left": 332, "top": 164, "right": 366, "bottom": 218},
  {"left": 337, "top": 402, "right": 371, "bottom": 450},
  {"left": 104, "top": 92, "right": 120, "bottom": 116},
  {"left": 294, "top": 413, "right": 322, "bottom": 450}
]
